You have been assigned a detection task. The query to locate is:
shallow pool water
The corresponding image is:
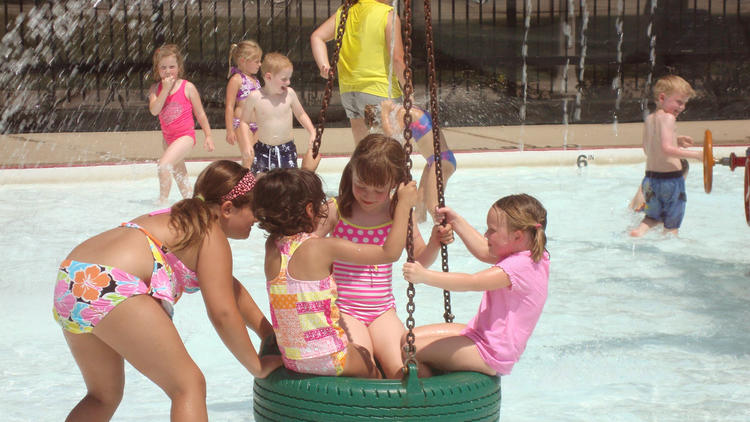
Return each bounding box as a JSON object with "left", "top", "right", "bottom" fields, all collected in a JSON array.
[{"left": 1, "top": 158, "right": 748, "bottom": 421}]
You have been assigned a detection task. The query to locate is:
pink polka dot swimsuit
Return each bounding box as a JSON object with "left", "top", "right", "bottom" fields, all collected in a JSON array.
[{"left": 330, "top": 198, "right": 395, "bottom": 326}]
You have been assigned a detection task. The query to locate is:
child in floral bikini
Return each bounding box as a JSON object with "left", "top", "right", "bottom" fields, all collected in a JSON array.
[{"left": 224, "top": 40, "right": 263, "bottom": 168}]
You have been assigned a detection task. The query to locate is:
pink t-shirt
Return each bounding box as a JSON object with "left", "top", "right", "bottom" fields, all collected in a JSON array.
[{"left": 461, "top": 250, "right": 549, "bottom": 375}]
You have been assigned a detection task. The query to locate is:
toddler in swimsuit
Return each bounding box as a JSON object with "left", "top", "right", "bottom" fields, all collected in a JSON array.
[
  {"left": 252, "top": 167, "right": 418, "bottom": 378},
  {"left": 224, "top": 40, "right": 263, "bottom": 169},
  {"left": 148, "top": 44, "right": 214, "bottom": 204},
  {"left": 314, "top": 134, "right": 454, "bottom": 379},
  {"left": 364, "top": 100, "right": 456, "bottom": 223},
  {"left": 240, "top": 52, "right": 320, "bottom": 174}
]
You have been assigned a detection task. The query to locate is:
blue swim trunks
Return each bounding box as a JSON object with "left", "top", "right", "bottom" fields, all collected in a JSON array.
[
  {"left": 641, "top": 171, "right": 687, "bottom": 229},
  {"left": 251, "top": 140, "right": 298, "bottom": 174}
]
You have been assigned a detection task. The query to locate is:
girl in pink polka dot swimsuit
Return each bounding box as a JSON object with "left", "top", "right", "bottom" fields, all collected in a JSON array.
[{"left": 315, "top": 134, "right": 454, "bottom": 379}]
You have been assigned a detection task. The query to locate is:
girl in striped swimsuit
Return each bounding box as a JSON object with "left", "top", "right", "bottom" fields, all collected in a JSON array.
[{"left": 314, "top": 134, "right": 454, "bottom": 379}]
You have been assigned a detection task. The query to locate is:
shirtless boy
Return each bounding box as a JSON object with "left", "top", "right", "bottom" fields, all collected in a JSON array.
[
  {"left": 630, "top": 75, "right": 702, "bottom": 237},
  {"left": 240, "top": 52, "right": 320, "bottom": 174}
]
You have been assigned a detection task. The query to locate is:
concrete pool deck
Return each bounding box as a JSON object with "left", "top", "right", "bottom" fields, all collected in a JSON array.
[{"left": 1, "top": 120, "right": 748, "bottom": 170}]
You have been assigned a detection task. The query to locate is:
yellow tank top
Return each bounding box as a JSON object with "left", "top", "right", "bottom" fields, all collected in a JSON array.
[{"left": 335, "top": 0, "right": 402, "bottom": 97}]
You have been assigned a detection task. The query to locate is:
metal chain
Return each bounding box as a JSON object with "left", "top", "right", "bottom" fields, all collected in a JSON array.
[
  {"left": 423, "top": 0, "right": 453, "bottom": 323},
  {"left": 311, "top": 0, "right": 357, "bottom": 159},
  {"left": 401, "top": 0, "right": 418, "bottom": 371}
]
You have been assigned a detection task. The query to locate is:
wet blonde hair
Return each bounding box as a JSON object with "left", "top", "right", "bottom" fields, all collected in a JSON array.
[
  {"left": 494, "top": 194, "right": 548, "bottom": 262},
  {"left": 227, "top": 40, "right": 262, "bottom": 78},
  {"left": 261, "top": 52, "right": 293, "bottom": 78},
  {"left": 653, "top": 75, "right": 695, "bottom": 102},
  {"left": 151, "top": 44, "right": 184, "bottom": 82},
  {"left": 169, "top": 160, "right": 254, "bottom": 251}
]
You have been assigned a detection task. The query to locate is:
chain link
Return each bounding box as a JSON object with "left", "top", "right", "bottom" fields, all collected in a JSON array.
[
  {"left": 422, "top": 0, "right": 453, "bottom": 323},
  {"left": 401, "top": 0, "right": 418, "bottom": 368},
  {"left": 312, "top": 0, "right": 357, "bottom": 159}
]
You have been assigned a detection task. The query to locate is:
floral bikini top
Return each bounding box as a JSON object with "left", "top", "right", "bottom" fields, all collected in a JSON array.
[
  {"left": 230, "top": 66, "right": 261, "bottom": 101},
  {"left": 120, "top": 211, "right": 200, "bottom": 316}
]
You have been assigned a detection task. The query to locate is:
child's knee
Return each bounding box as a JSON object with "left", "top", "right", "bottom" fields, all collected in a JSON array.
[
  {"left": 167, "top": 366, "right": 206, "bottom": 401},
  {"left": 85, "top": 381, "right": 124, "bottom": 410}
]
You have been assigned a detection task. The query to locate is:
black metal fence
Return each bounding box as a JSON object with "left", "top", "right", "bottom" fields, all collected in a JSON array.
[{"left": 1, "top": 0, "right": 748, "bottom": 133}]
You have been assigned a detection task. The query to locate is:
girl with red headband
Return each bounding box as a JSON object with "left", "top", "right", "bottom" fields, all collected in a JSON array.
[{"left": 52, "top": 160, "right": 281, "bottom": 421}]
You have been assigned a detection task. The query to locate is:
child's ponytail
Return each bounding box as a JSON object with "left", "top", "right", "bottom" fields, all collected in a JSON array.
[
  {"left": 227, "top": 43, "right": 238, "bottom": 79},
  {"left": 169, "top": 160, "right": 254, "bottom": 251},
  {"left": 495, "top": 194, "right": 548, "bottom": 262}
]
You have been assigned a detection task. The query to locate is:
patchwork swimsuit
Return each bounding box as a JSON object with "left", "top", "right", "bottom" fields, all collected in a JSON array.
[
  {"left": 53, "top": 221, "right": 199, "bottom": 334},
  {"left": 229, "top": 66, "right": 260, "bottom": 133},
  {"left": 331, "top": 198, "right": 395, "bottom": 326},
  {"left": 268, "top": 233, "right": 348, "bottom": 376}
]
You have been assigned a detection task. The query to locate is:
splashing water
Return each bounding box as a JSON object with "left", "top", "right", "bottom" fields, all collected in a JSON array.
[
  {"left": 612, "top": 0, "right": 625, "bottom": 135},
  {"left": 518, "top": 0, "right": 533, "bottom": 151},
  {"left": 560, "top": 0, "right": 575, "bottom": 150},
  {"left": 641, "top": 0, "right": 658, "bottom": 121},
  {"left": 573, "top": 0, "right": 589, "bottom": 123}
]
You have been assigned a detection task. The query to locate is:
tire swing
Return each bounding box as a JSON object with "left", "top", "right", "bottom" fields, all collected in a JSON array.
[{"left": 253, "top": 2, "right": 500, "bottom": 420}]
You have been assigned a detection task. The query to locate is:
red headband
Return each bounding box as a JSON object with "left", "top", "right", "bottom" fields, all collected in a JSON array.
[{"left": 221, "top": 171, "right": 256, "bottom": 202}]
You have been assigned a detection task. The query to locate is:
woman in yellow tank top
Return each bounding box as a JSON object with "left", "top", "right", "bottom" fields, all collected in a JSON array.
[{"left": 311, "top": 0, "right": 407, "bottom": 144}]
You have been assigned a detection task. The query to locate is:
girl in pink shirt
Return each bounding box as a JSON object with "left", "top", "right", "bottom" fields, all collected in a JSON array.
[
  {"left": 402, "top": 194, "right": 549, "bottom": 377},
  {"left": 148, "top": 44, "right": 214, "bottom": 205}
]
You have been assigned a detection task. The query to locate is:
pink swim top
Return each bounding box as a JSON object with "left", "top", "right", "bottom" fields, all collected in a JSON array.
[
  {"left": 157, "top": 80, "right": 196, "bottom": 144},
  {"left": 461, "top": 250, "right": 549, "bottom": 375},
  {"left": 268, "top": 232, "right": 348, "bottom": 362},
  {"left": 330, "top": 198, "right": 395, "bottom": 325},
  {"left": 120, "top": 214, "right": 199, "bottom": 316}
]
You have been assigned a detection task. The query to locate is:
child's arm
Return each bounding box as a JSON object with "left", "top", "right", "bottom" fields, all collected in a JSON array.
[
  {"left": 313, "top": 198, "right": 339, "bottom": 238},
  {"left": 186, "top": 81, "right": 214, "bottom": 152},
  {"left": 197, "top": 225, "right": 282, "bottom": 378},
  {"left": 402, "top": 261, "right": 510, "bottom": 292},
  {"left": 324, "top": 181, "right": 418, "bottom": 264},
  {"left": 239, "top": 92, "right": 260, "bottom": 164},
  {"left": 289, "top": 88, "right": 322, "bottom": 171},
  {"left": 233, "top": 277, "right": 274, "bottom": 340},
  {"left": 414, "top": 223, "right": 454, "bottom": 267},
  {"left": 380, "top": 100, "right": 396, "bottom": 137},
  {"left": 224, "top": 75, "right": 241, "bottom": 145},
  {"left": 384, "top": 11, "right": 407, "bottom": 91},
  {"left": 438, "top": 207, "right": 496, "bottom": 264},
  {"left": 657, "top": 113, "right": 702, "bottom": 161},
  {"left": 148, "top": 78, "right": 174, "bottom": 116},
  {"left": 310, "top": 13, "right": 337, "bottom": 79}
]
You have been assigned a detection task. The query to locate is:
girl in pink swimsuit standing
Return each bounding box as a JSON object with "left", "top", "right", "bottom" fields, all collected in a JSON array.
[
  {"left": 402, "top": 194, "right": 549, "bottom": 377},
  {"left": 224, "top": 40, "right": 263, "bottom": 168},
  {"left": 314, "top": 134, "right": 454, "bottom": 379},
  {"left": 149, "top": 44, "right": 215, "bottom": 205},
  {"left": 53, "top": 160, "right": 282, "bottom": 421}
]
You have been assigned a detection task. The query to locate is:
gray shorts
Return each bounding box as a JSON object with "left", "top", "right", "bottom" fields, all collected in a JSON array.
[{"left": 340, "top": 91, "right": 401, "bottom": 119}]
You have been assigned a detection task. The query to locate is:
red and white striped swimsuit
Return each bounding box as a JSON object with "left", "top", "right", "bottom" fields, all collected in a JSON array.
[{"left": 331, "top": 199, "right": 395, "bottom": 326}]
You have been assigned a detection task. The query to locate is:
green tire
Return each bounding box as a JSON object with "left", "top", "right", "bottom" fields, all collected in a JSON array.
[{"left": 253, "top": 367, "right": 501, "bottom": 421}]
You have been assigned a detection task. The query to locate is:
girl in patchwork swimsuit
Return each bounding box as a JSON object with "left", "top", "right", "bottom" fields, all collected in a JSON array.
[
  {"left": 252, "top": 167, "right": 418, "bottom": 378},
  {"left": 224, "top": 40, "right": 263, "bottom": 168},
  {"left": 313, "top": 134, "right": 454, "bottom": 379},
  {"left": 53, "top": 160, "right": 282, "bottom": 421},
  {"left": 149, "top": 44, "right": 215, "bottom": 205},
  {"left": 365, "top": 100, "right": 457, "bottom": 223}
]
